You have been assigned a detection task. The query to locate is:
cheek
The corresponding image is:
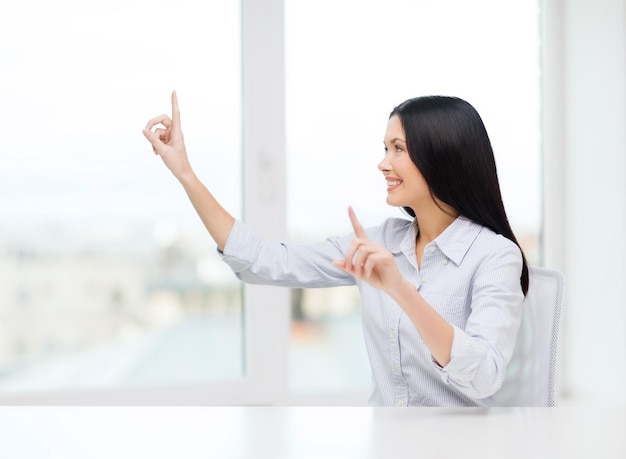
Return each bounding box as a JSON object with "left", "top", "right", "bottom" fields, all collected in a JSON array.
[
  {"left": 407, "top": 171, "right": 431, "bottom": 198},
  {"left": 404, "top": 162, "right": 426, "bottom": 187},
  {"left": 416, "top": 175, "right": 429, "bottom": 190}
]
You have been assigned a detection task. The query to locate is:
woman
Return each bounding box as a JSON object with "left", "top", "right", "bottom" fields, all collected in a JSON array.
[{"left": 143, "top": 92, "right": 529, "bottom": 406}]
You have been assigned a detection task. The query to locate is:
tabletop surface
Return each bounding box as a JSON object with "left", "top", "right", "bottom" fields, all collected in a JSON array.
[{"left": 1, "top": 406, "right": 625, "bottom": 459}]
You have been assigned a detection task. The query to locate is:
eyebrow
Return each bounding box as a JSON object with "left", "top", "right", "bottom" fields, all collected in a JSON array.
[{"left": 383, "top": 137, "right": 407, "bottom": 145}]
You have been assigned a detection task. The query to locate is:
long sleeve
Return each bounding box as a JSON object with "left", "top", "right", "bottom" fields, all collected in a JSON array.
[
  {"left": 218, "top": 216, "right": 527, "bottom": 407},
  {"left": 431, "top": 243, "right": 524, "bottom": 399},
  {"left": 218, "top": 219, "right": 355, "bottom": 288},
  {"left": 362, "top": 216, "right": 526, "bottom": 407}
]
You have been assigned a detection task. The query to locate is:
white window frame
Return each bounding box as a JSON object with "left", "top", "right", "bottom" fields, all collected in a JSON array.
[{"left": 0, "top": 0, "right": 290, "bottom": 406}]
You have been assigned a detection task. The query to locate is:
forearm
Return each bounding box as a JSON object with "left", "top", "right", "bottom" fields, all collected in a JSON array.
[
  {"left": 388, "top": 280, "right": 454, "bottom": 367},
  {"left": 177, "top": 170, "right": 235, "bottom": 251},
  {"left": 143, "top": 92, "right": 235, "bottom": 250}
]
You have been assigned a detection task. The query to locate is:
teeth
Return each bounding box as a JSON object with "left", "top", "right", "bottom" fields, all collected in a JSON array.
[{"left": 387, "top": 180, "right": 401, "bottom": 186}]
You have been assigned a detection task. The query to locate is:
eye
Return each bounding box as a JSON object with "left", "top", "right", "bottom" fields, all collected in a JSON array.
[{"left": 394, "top": 144, "right": 404, "bottom": 152}]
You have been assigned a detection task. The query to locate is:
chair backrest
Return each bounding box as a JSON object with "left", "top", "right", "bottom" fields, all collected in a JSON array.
[{"left": 492, "top": 266, "right": 565, "bottom": 406}]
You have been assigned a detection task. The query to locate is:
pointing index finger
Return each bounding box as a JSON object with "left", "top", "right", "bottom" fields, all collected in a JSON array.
[
  {"left": 171, "top": 90, "right": 181, "bottom": 127},
  {"left": 348, "top": 206, "right": 367, "bottom": 239}
]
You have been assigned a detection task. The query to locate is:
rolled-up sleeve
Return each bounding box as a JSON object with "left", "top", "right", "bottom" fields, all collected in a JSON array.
[
  {"left": 219, "top": 220, "right": 355, "bottom": 288},
  {"left": 432, "top": 244, "right": 524, "bottom": 399}
]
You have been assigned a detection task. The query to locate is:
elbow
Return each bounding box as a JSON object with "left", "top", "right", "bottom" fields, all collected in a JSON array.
[
  {"left": 443, "top": 354, "right": 507, "bottom": 400},
  {"left": 469, "top": 378, "right": 504, "bottom": 400}
]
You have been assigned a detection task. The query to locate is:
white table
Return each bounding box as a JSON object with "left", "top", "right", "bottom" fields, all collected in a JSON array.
[{"left": 1, "top": 406, "right": 624, "bottom": 458}]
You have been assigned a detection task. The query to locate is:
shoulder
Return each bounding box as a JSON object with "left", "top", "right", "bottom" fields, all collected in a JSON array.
[
  {"left": 475, "top": 225, "right": 521, "bottom": 256},
  {"left": 437, "top": 216, "right": 521, "bottom": 268},
  {"left": 470, "top": 224, "right": 523, "bottom": 274}
]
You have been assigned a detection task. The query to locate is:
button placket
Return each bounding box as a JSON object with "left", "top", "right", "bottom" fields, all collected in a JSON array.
[
  {"left": 420, "top": 245, "right": 435, "bottom": 285},
  {"left": 388, "top": 308, "right": 407, "bottom": 406}
]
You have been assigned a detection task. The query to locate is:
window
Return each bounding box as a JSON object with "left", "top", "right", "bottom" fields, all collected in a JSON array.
[{"left": 0, "top": 0, "right": 242, "bottom": 393}]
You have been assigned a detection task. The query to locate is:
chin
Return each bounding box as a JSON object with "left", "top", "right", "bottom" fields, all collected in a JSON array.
[{"left": 386, "top": 197, "right": 405, "bottom": 208}]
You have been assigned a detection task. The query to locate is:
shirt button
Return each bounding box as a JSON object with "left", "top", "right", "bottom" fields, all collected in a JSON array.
[
  {"left": 392, "top": 364, "right": 400, "bottom": 374},
  {"left": 421, "top": 277, "right": 427, "bottom": 283},
  {"left": 443, "top": 259, "right": 449, "bottom": 265},
  {"left": 397, "top": 399, "right": 406, "bottom": 406},
  {"left": 429, "top": 246, "right": 436, "bottom": 253}
]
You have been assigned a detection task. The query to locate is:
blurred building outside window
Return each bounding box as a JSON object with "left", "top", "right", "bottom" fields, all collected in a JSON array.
[{"left": 0, "top": 0, "right": 243, "bottom": 393}]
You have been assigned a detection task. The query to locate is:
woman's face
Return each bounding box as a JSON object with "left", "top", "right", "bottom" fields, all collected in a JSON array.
[{"left": 379, "top": 115, "right": 430, "bottom": 211}]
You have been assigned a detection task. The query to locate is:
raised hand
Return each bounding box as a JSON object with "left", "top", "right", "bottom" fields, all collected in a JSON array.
[
  {"left": 334, "top": 207, "right": 405, "bottom": 294},
  {"left": 143, "top": 91, "right": 192, "bottom": 180}
]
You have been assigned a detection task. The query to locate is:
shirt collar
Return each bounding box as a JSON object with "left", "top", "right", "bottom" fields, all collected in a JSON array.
[
  {"left": 434, "top": 216, "right": 483, "bottom": 266},
  {"left": 395, "top": 215, "right": 483, "bottom": 266}
]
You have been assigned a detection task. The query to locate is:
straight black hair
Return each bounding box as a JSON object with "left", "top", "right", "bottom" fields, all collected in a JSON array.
[{"left": 390, "top": 96, "right": 529, "bottom": 295}]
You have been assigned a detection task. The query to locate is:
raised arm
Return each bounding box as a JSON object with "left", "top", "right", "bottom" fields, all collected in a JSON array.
[{"left": 142, "top": 91, "right": 234, "bottom": 251}]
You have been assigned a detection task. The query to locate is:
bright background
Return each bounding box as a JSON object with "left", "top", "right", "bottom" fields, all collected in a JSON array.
[
  {"left": 0, "top": 0, "right": 539, "bottom": 396},
  {"left": 5, "top": 0, "right": 623, "bottom": 406}
]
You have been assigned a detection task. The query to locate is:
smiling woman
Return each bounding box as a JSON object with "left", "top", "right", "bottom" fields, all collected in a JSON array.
[
  {"left": 145, "top": 89, "right": 532, "bottom": 405},
  {"left": 285, "top": 0, "right": 541, "bottom": 396}
]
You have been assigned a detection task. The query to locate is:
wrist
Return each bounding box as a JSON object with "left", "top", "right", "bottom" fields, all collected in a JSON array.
[
  {"left": 385, "top": 278, "right": 416, "bottom": 303},
  {"left": 176, "top": 168, "right": 197, "bottom": 186}
]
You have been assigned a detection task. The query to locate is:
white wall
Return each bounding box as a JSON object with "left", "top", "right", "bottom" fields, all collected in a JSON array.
[{"left": 543, "top": 0, "right": 626, "bottom": 404}]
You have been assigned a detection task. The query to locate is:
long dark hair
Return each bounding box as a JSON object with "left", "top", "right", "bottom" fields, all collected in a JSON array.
[{"left": 390, "top": 96, "right": 529, "bottom": 295}]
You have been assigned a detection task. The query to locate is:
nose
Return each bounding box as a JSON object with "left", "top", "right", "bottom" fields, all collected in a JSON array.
[{"left": 378, "top": 155, "right": 391, "bottom": 173}]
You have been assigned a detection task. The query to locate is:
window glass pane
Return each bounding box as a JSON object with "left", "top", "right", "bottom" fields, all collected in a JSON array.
[
  {"left": 285, "top": 0, "right": 541, "bottom": 393},
  {"left": 0, "top": 0, "right": 242, "bottom": 392}
]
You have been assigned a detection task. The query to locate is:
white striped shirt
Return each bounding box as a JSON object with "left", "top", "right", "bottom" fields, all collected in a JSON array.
[{"left": 220, "top": 215, "right": 525, "bottom": 406}]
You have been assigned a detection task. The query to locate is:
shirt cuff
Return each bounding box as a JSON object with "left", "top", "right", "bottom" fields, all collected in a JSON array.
[
  {"left": 216, "top": 220, "right": 257, "bottom": 272},
  {"left": 432, "top": 324, "right": 486, "bottom": 386}
]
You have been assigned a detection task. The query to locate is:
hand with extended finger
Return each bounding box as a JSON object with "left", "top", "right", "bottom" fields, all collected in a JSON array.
[
  {"left": 334, "top": 207, "right": 405, "bottom": 294},
  {"left": 142, "top": 91, "right": 193, "bottom": 180}
]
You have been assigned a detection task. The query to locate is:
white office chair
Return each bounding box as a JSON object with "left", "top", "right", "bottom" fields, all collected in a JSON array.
[{"left": 492, "top": 266, "right": 565, "bottom": 407}]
